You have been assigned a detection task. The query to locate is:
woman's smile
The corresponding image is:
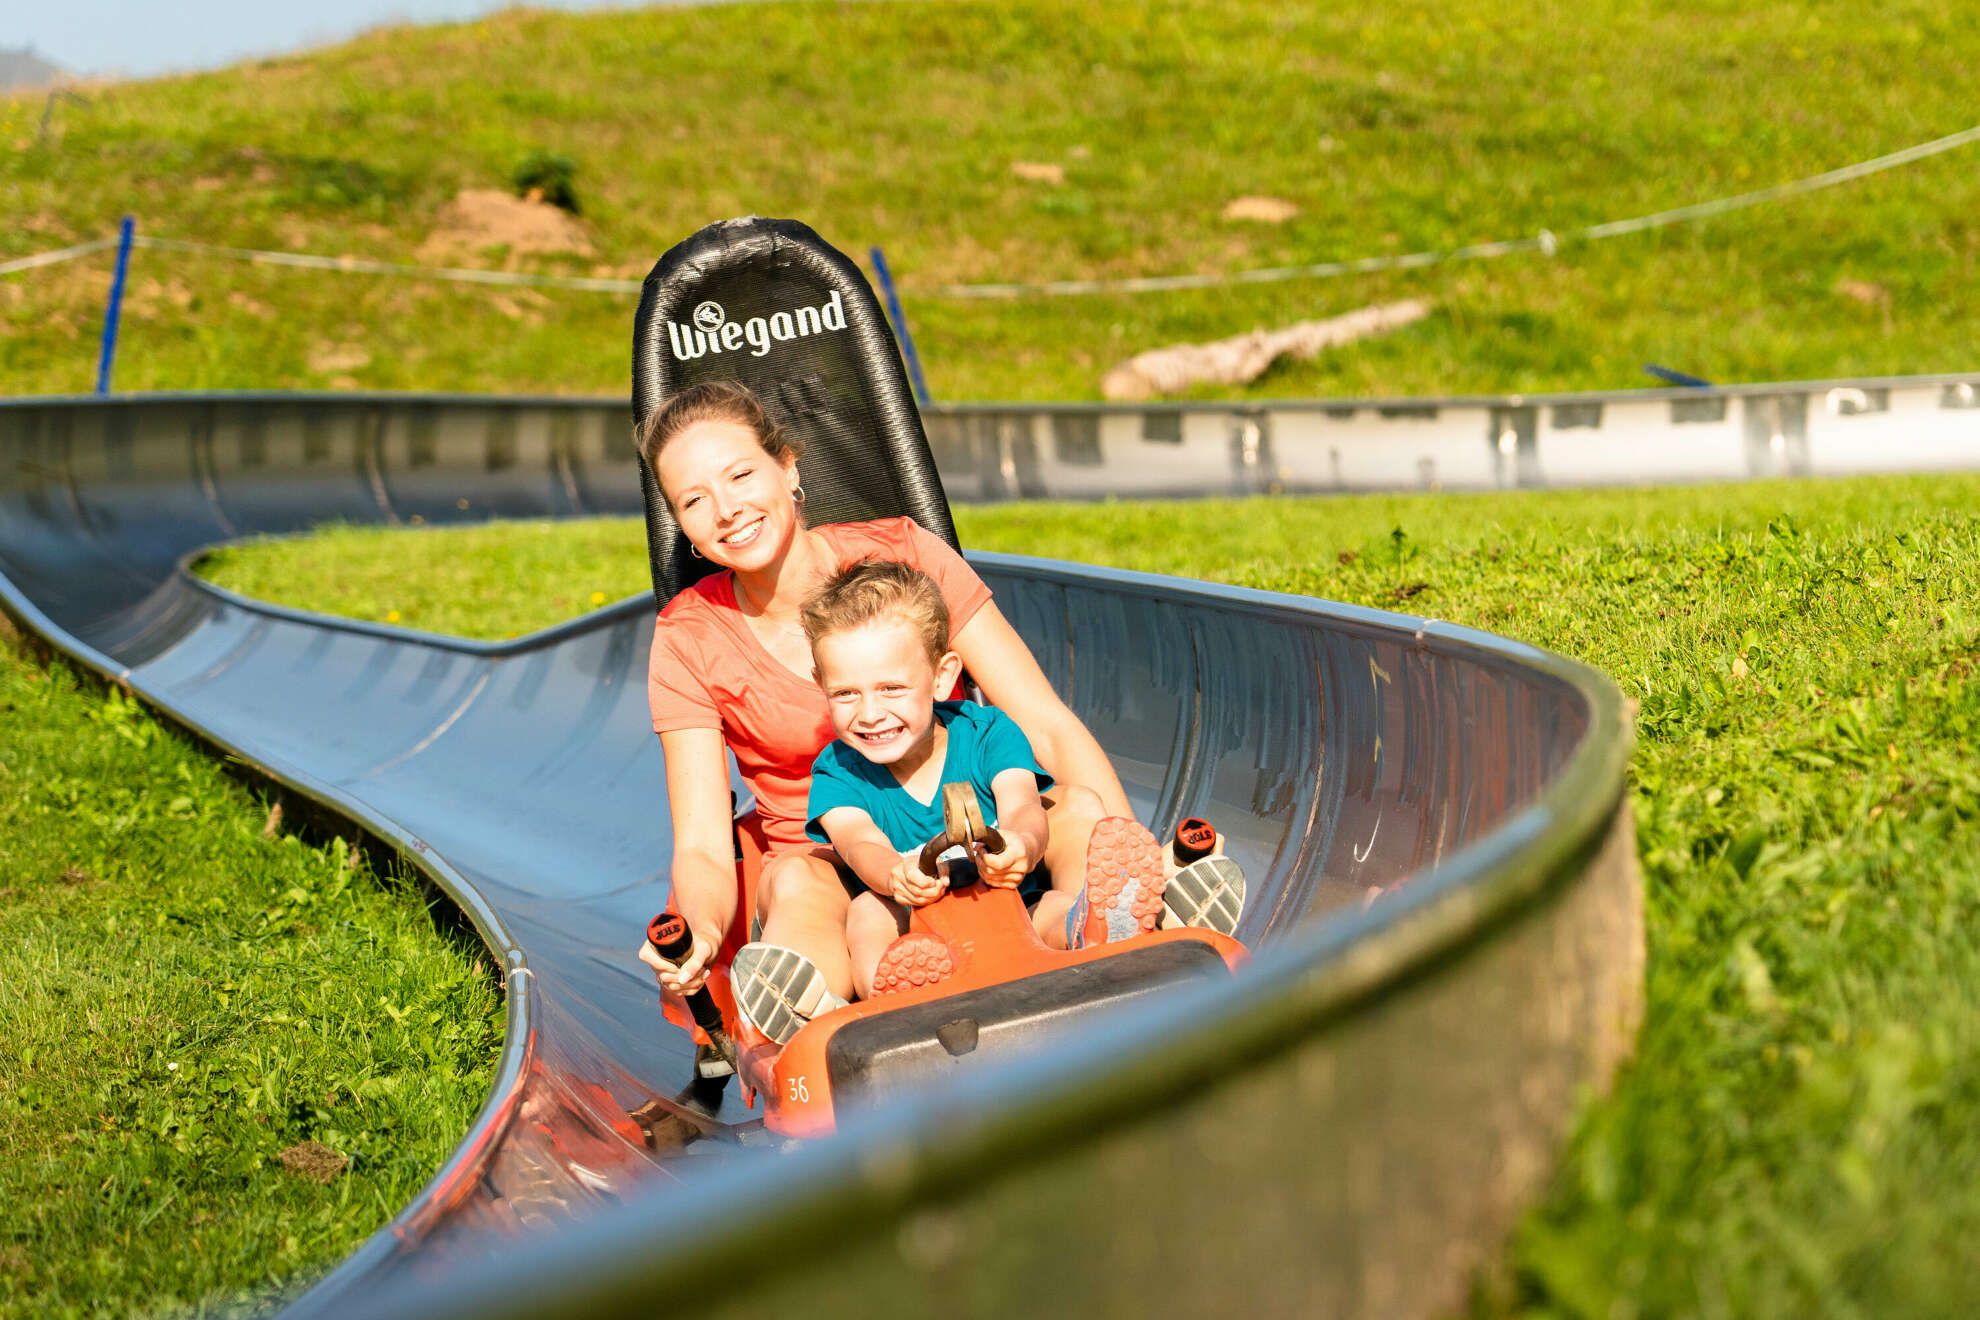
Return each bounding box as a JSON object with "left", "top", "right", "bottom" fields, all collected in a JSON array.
[{"left": 720, "top": 516, "right": 766, "bottom": 548}]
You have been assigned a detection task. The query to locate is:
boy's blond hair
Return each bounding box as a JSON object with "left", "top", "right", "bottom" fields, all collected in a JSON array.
[{"left": 801, "top": 559, "right": 950, "bottom": 662}]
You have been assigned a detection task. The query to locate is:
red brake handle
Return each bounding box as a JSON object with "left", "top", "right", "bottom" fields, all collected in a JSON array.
[{"left": 646, "top": 913, "right": 724, "bottom": 1035}]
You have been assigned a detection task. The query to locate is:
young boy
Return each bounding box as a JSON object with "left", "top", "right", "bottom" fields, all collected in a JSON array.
[{"left": 727, "top": 558, "right": 1244, "bottom": 1044}]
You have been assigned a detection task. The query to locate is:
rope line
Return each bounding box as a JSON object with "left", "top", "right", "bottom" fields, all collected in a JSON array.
[
  {"left": 129, "top": 236, "right": 645, "bottom": 293},
  {"left": 932, "top": 123, "right": 1980, "bottom": 298},
  {"left": 3, "top": 124, "right": 1974, "bottom": 299},
  {"left": 0, "top": 236, "right": 117, "bottom": 276}
]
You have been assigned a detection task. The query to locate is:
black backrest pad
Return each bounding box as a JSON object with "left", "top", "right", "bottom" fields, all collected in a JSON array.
[{"left": 632, "top": 217, "right": 959, "bottom": 609}]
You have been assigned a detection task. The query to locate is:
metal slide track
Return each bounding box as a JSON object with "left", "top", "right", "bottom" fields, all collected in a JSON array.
[{"left": 0, "top": 393, "right": 1638, "bottom": 1319}]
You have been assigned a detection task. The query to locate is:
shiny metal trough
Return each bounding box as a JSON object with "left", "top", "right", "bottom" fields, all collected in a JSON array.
[{"left": 0, "top": 392, "right": 1640, "bottom": 1318}]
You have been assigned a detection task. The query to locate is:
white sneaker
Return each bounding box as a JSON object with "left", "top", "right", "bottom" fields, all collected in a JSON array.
[
  {"left": 1161, "top": 855, "right": 1247, "bottom": 936},
  {"left": 729, "top": 942, "right": 847, "bottom": 1045}
]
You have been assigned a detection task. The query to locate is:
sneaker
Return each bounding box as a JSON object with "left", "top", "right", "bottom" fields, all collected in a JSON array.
[
  {"left": 1161, "top": 855, "right": 1247, "bottom": 936},
  {"left": 1068, "top": 818, "right": 1167, "bottom": 949},
  {"left": 729, "top": 942, "right": 847, "bottom": 1045},
  {"left": 871, "top": 933, "right": 958, "bottom": 998}
]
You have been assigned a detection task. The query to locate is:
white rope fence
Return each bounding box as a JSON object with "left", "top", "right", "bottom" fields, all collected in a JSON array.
[
  {"left": 128, "top": 235, "right": 644, "bottom": 292},
  {"left": 4, "top": 123, "right": 1976, "bottom": 298},
  {"left": 0, "top": 236, "right": 118, "bottom": 276},
  {"left": 935, "top": 123, "right": 1980, "bottom": 298}
]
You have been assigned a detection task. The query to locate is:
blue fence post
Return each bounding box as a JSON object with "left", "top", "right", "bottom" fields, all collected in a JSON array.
[
  {"left": 1643, "top": 363, "right": 1713, "bottom": 389},
  {"left": 95, "top": 216, "right": 135, "bottom": 395},
  {"left": 869, "top": 245, "right": 931, "bottom": 406}
]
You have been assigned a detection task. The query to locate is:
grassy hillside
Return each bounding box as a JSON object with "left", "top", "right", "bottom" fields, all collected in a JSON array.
[
  {"left": 3, "top": 0, "right": 1977, "bottom": 401},
  {"left": 199, "top": 474, "right": 1980, "bottom": 1316}
]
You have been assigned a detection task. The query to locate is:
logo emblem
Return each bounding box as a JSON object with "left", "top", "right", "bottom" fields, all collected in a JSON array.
[{"left": 692, "top": 301, "right": 725, "bottom": 332}]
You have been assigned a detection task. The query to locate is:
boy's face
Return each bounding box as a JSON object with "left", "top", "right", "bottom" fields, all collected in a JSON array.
[{"left": 813, "top": 618, "right": 962, "bottom": 767}]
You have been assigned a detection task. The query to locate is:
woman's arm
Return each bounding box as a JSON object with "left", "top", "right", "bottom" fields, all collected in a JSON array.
[
  {"left": 638, "top": 727, "right": 741, "bottom": 994},
  {"left": 952, "top": 602, "right": 1132, "bottom": 817}
]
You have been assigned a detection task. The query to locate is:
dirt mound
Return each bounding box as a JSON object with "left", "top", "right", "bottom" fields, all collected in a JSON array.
[
  {"left": 416, "top": 188, "right": 593, "bottom": 263},
  {"left": 1221, "top": 195, "right": 1299, "bottom": 223}
]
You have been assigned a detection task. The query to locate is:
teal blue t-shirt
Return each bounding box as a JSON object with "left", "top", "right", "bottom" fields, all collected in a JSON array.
[{"left": 805, "top": 700, "right": 1052, "bottom": 853}]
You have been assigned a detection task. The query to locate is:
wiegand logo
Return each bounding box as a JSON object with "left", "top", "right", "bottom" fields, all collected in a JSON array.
[{"left": 666, "top": 291, "right": 847, "bottom": 361}]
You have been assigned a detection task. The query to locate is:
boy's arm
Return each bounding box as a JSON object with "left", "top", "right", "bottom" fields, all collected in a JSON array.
[
  {"left": 818, "top": 806, "right": 945, "bottom": 907},
  {"left": 979, "top": 768, "right": 1049, "bottom": 887}
]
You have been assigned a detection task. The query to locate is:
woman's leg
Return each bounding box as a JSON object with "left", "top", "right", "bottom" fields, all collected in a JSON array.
[
  {"left": 754, "top": 846, "right": 856, "bottom": 1000},
  {"left": 845, "top": 890, "right": 910, "bottom": 1000},
  {"left": 1028, "top": 784, "right": 1105, "bottom": 949}
]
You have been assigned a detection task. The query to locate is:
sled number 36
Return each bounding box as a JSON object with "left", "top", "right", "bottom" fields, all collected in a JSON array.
[{"left": 787, "top": 1076, "right": 810, "bottom": 1103}]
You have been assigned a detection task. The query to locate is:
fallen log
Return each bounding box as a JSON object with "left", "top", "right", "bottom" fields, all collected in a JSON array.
[{"left": 1101, "top": 299, "right": 1431, "bottom": 400}]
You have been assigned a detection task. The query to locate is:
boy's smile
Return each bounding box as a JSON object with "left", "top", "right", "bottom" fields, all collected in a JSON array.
[{"left": 813, "top": 618, "right": 963, "bottom": 785}]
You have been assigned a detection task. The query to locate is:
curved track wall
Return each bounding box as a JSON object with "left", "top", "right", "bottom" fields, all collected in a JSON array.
[
  {"left": 925, "top": 372, "right": 1980, "bottom": 500},
  {"left": 0, "top": 394, "right": 1638, "bottom": 1319}
]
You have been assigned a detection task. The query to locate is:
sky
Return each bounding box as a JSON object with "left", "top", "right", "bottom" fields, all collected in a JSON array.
[{"left": 11, "top": 0, "right": 714, "bottom": 80}]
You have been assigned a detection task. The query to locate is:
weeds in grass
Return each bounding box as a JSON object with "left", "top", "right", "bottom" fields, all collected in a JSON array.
[{"left": 511, "top": 150, "right": 580, "bottom": 214}]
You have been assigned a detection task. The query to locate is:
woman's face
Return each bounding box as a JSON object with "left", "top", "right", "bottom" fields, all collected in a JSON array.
[{"left": 656, "top": 419, "right": 801, "bottom": 574}]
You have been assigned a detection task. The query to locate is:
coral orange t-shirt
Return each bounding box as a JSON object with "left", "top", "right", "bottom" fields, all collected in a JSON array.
[{"left": 647, "top": 517, "right": 994, "bottom": 854}]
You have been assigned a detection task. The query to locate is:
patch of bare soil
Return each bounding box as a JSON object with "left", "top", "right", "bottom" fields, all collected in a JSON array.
[
  {"left": 278, "top": 1140, "right": 348, "bottom": 1183},
  {"left": 307, "top": 344, "right": 372, "bottom": 374},
  {"left": 1010, "top": 161, "right": 1066, "bottom": 184},
  {"left": 127, "top": 277, "right": 196, "bottom": 317},
  {"left": 1834, "top": 278, "right": 1890, "bottom": 305},
  {"left": 416, "top": 189, "right": 593, "bottom": 264},
  {"left": 228, "top": 291, "right": 274, "bottom": 320},
  {"left": 1222, "top": 195, "right": 1300, "bottom": 223}
]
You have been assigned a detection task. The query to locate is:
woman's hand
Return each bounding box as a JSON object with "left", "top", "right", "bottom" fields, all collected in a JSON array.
[
  {"left": 889, "top": 854, "right": 947, "bottom": 907},
  {"left": 639, "top": 927, "right": 718, "bottom": 996}
]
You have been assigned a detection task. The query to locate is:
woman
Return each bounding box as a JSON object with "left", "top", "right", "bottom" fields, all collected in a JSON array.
[{"left": 633, "top": 382, "right": 1180, "bottom": 1041}]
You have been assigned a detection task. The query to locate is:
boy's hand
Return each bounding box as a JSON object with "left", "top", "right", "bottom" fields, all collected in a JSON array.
[
  {"left": 639, "top": 928, "right": 717, "bottom": 996},
  {"left": 890, "top": 854, "right": 947, "bottom": 907},
  {"left": 976, "top": 835, "right": 1033, "bottom": 888}
]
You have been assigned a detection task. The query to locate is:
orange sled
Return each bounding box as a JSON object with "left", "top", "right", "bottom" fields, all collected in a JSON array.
[{"left": 651, "top": 788, "right": 1246, "bottom": 1139}]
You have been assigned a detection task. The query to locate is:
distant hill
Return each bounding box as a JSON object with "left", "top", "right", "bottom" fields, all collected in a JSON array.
[
  {"left": 0, "top": 46, "right": 63, "bottom": 92},
  {"left": 0, "top": 3, "right": 1974, "bottom": 401}
]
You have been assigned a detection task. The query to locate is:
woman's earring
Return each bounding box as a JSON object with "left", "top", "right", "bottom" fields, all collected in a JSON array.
[
  {"left": 688, "top": 542, "right": 704, "bottom": 559},
  {"left": 792, "top": 484, "right": 807, "bottom": 505}
]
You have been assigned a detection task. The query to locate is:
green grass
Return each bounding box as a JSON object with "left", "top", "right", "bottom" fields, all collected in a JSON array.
[
  {"left": 0, "top": 633, "right": 502, "bottom": 1318},
  {"left": 4, "top": 1, "right": 1978, "bottom": 401},
  {"left": 197, "top": 518, "right": 652, "bottom": 639},
  {"left": 192, "top": 472, "right": 1980, "bottom": 1315}
]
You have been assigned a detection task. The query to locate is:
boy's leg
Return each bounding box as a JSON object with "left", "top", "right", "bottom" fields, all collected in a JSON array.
[
  {"left": 754, "top": 847, "right": 857, "bottom": 1000},
  {"left": 845, "top": 889, "right": 910, "bottom": 1000},
  {"left": 1029, "top": 784, "right": 1105, "bottom": 949}
]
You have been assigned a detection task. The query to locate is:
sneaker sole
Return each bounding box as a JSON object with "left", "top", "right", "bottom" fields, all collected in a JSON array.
[
  {"left": 731, "top": 944, "right": 837, "bottom": 1045},
  {"left": 1162, "top": 855, "right": 1246, "bottom": 936},
  {"left": 1084, "top": 818, "right": 1167, "bottom": 946},
  {"left": 871, "top": 933, "right": 958, "bottom": 998}
]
